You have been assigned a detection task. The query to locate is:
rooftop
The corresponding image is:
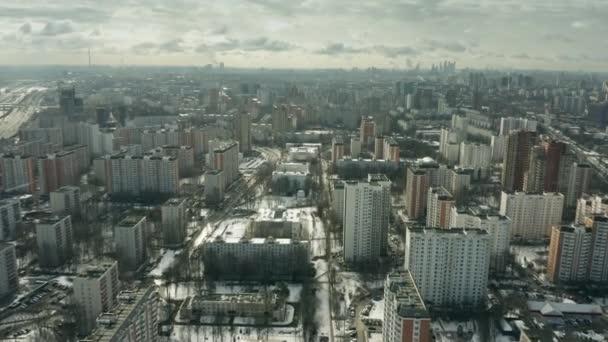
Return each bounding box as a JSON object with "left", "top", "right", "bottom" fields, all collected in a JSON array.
[
  {"left": 116, "top": 215, "right": 146, "bottom": 228},
  {"left": 255, "top": 208, "right": 302, "bottom": 223},
  {"left": 75, "top": 261, "right": 117, "bottom": 278},
  {"left": 164, "top": 198, "right": 186, "bottom": 206},
  {"left": 387, "top": 271, "right": 429, "bottom": 319}
]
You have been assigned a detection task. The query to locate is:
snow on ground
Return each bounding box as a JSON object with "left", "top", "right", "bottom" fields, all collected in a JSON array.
[
  {"left": 433, "top": 319, "right": 480, "bottom": 342},
  {"left": 511, "top": 245, "right": 548, "bottom": 271},
  {"left": 192, "top": 223, "right": 213, "bottom": 248},
  {"left": 170, "top": 324, "right": 305, "bottom": 341},
  {"left": 208, "top": 218, "right": 250, "bottom": 240},
  {"left": 313, "top": 259, "right": 331, "bottom": 337},
  {"left": 158, "top": 282, "right": 303, "bottom": 303},
  {"left": 368, "top": 299, "right": 384, "bottom": 320},
  {"left": 335, "top": 272, "right": 364, "bottom": 309},
  {"left": 248, "top": 195, "right": 306, "bottom": 210},
  {"left": 53, "top": 276, "right": 73, "bottom": 288},
  {"left": 149, "top": 249, "right": 181, "bottom": 277}
]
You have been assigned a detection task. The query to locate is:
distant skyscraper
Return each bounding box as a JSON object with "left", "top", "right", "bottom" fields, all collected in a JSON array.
[
  {"left": 374, "top": 136, "right": 384, "bottom": 160},
  {"left": 331, "top": 137, "right": 344, "bottom": 164},
  {"left": 343, "top": 174, "right": 391, "bottom": 263},
  {"left": 359, "top": 116, "right": 376, "bottom": 152},
  {"left": 566, "top": 163, "right": 592, "bottom": 207},
  {"left": 350, "top": 137, "right": 361, "bottom": 158},
  {"left": 502, "top": 130, "right": 537, "bottom": 191},
  {"left": 208, "top": 139, "right": 240, "bottom": 188},
  {"left": 426, "top": 187, "right": 454, "bottom": 229},
  {"left": 405, "top": 167, "right": 427, "bottom": 221},
  {"left": 383, "top": 137, "right": 400, "bottom": 162},
  {"left": 233, "top": 111, "right": 252, "bottom": 153}
]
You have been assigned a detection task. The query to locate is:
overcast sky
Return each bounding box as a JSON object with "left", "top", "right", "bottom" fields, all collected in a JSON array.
[{"left": 0, "top": 0, "right": 606, "bottom": 70}]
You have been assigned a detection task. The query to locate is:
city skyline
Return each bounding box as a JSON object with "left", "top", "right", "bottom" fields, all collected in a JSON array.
[{"left": 0, "top": 0, "right": 607, "bottom": 71}]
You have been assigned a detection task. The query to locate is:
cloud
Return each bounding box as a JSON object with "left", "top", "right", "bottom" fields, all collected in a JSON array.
[
  {"left": 241, "top": 37, "right": 294, "bottom": 51},
  {"left": 543, "top": 33, "right": 574, "bottom": 43},
  {"left": 374, "top": 45, "right": 417, "bottom": 58},
  {"left": 40, "top": 20, "right": 75, "bottom": 36},
  {"left": 131, "top": 42, "right": 157, "bottom": 55},
  {"left": 424, "top": 39, "right": 467, "bottom": 52},
  {"left": 512, "top": 53, "right": 531, "bottom": 59},
  {"left": 316, "top": 43, "right": 366, "bottom": 55},
  {"left": 0, "top": 6, "right": 111, "bottom": 23},
  {"left": 212, "top": 26, "right": 228, "bottom": 35},
  {"left": 571, "top": 21, "right": 588, "bottom": 29},
  {"left": 19, "top": 22, "right": 31, "bottom": 34},
  {"left": 159, "top": 39, "right": 184, "bottom": 53}
]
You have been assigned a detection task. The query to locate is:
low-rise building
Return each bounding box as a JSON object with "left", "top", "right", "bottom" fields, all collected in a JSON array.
[
  {"left": 201, "top": 237, "right": 310, "bottom": 280},
  {"left": 180, "top": 291, "right": 287, "bottom": 322},
  {"left": 249, "top": 207, "right": 306, "bottom": 239}
]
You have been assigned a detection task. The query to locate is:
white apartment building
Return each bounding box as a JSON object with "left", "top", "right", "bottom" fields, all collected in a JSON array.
[
  {"left": 405, "top": 227, "right": 490, "bottom": 308},
  {"left": 0, "top": 154, "right": 35, "bottom": 193},
  {"left": 426, "top": 187, "right": 454, "bottom": 229},
  {"left": 35, "top": 215, "right": 73, "bottom": 268},
  {"left": 343, "top": 174, "right": 391, "bottom": 263},
  {"left": 499, "top": 117, "right": 537, "bottom": 136},
  {"left": 382, "top": 271, "right": 431, "bottom": 342},
  {"left": 459, "top": 142, "right": 492, "bottom": 178},
  {"left": 161, "top": 145, "right": 195, "bottom": 176},
  {"left": 161, "top": 198, "right": 188, "bottom": 247},
  {"left": 86, "top": 286, "right": 159, "bottom": 342},
  {"left": 332, "top": 180, "right": 345, "bottom": 223},
  {"left": 499, "top": 191, "right": 564, "bottom": 240},
  {"left": 0, "top": 199, "right": 21, "bottom": 241},
  {"left": 73, "top": 261, "right": 121, "bottom": 335},
  {"left": 105, "top": 154, "right": 179, "bottom": 195},
  {"left": 115, "top": 216, "right": 147, "bottom": 271},
  {"left": 451, "top": 206, "right": 512, "bottom": 274},
  {"left": 0, "top": 243, "right": 18, "bottom": 298},
  {"left": 576, "top": 194, "right": 608, "bottom": 226},
  {"left": 50, "top": 186, "right": 80, "bottom": 217},
  {"left": 350, "top": 137, "right": 361, "bottom": 158}
]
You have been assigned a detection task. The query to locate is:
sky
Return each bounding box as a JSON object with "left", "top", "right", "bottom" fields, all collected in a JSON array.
[{"left": 0, "top": 0, "right": 607, "bottom": 71}]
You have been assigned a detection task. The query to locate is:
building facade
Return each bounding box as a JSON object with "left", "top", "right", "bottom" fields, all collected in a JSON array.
[
  {"left": 161, "top": 198, "right": 188, "bottom": 247},
  {"left": 0, "top": 243, "right": 18, "bottom": 298},
  {"left": 426, "top": 187, "right": 454, "bottom": 229},
  {"left": 405, "top": 227, "right": 490, "bottom": 308},
  {"left": 115, "top": 216, "right": 147, "bottom": 271},
  {"left": 343, "top": 174, "right": 391, "bottom": 263},
  {"left": 35, "top": 215, "right": 73, "bottom": 268},
  {"left": 0, "top": 199, "right": 21, "bottom": 241},
  {"left": 499, "top": 191, "right": 564, "bottom": 240}
]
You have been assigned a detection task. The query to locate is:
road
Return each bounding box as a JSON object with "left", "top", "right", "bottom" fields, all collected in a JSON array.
[{"left": 0, "top": 86, "right": 48, "bottom": 139}]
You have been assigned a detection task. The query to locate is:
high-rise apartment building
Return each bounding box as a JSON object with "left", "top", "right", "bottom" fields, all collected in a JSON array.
[
  {"left": 350, "top": 137, "right": 361, "bottom": 158},
  {"left": 359, "top": 116, "right": 376, "bottom": 151},
  {"left": 547, "top": 224, "right": 593, "bottom": 284},
  {"left": 271, "top": 105, "right": 290, "bottom": 136},
  {"left": 450, "top": 206, "right": 511, "bottom": 274},
  {"left": 589, "top": 215, "right": 608, "bottom": 283},
  {"left": 426, "top": 187, "right": 454, "bottom": 229},
  {"left": 73, "top": 261, "right": 120, "bottom": 335},
  {"left": 576, "top": 194, "right": 608, "bottom": 226},
  {"left": 204, "top": 169, "right": 224, "bottom": 205},
  {"left": 383, "top": 137, "right": 400, "bottom": 162},
  {"left": 343, "top": 174, "right": 391, "bottom": 263},
  {"left": 405, "top": 227, "right": 490, "bottom": 307},
  {"left": 331, "top": 137, "right": 345, "bottom": 164},
  {"left": 115, "top": 216, "right": 147, "bottom": 271},
  {"left": 100, "top": 154, "right": 179, "bottom": 195},
  {"left": 208, "top": 139, "right": 240, "bottom": 188},
  {"left": 160, "top": 145, "right": 195, "bottom": 177},
  {"left": 84, "top": 286, "right": 160, "bottom": 342},
  {"left": 499, "top": 191, "right": 564, "bottom": 240},
  {"left": 161, "top": 198, "right": 187, "bottom": 247},
  {"left": 499, "top": 117, "right": 537, "bottom": 136},
  {"left": 382, "top": 271, "right": 431, "bottom": 342},
  {"left": 233, "top": 111, "right": 252, "bottom": 153},
  {"left": 374, "top": 136, "right": 384, "bottom": 160},
  {"left": 405, "top": 167, "right": 427, "bottom": 221},
  {"left": 502, "top": 130, "right": 536, "bottom": 191},
  {"left": 332, "top": 180, "right": 345, "bottom": 223},
  {"left": 459, "top": 142, "right": 491, "bottom": 177},
  {"left": 0, "top": 154, "right": 35, "bottom": 193},
  {"left": 0, "top": 243, "right": 18, "bottom": 298},
  {"left": 566, "top": 163, "right": 592, "bottom": 207},
  {"left": 36, "top": 215, "right": 73, "bottom": 268},
  {"left": 0, "top": 199, "right": 21, "bottom": 241},
  {"left": 38, "top": 151, "right": 78, "bottom": 193},
  {"left": 50, "top": 186, "right": 81, "bottom": 217}
]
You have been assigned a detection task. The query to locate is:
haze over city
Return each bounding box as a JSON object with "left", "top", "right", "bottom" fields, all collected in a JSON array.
[
  {"left": 0, "top": 1, "right": 608, "bottom": 342},
  {"left": 0, "top": 0, "right": 607, "bottom": 70}
]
